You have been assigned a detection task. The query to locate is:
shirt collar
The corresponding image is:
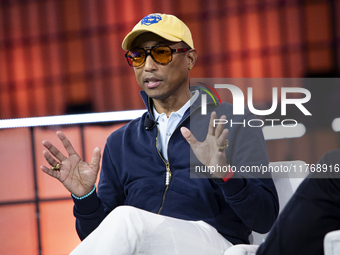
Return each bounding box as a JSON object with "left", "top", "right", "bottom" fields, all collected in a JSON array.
[{"left": 153, "top": 90, "right": 199, "bottom": 120}]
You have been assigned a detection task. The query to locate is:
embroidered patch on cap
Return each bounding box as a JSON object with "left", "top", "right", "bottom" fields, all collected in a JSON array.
[{"left": 141, "top": 14, "right": 162, "bottom": 26}]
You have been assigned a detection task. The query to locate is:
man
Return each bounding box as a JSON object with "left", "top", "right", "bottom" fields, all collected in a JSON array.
[{"left": 41, "top": 14, "right": 278, "bottom": 254}]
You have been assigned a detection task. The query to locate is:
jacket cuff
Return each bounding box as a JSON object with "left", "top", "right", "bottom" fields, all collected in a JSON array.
[
  {"left": 72, "top": 190, "right": 101, "bottom": 215},
  {"left": 217, "top": 174, "right": 246, "bottom": 197},
  {"left": 222, "top": 171, "right": 234, "bottom": 181}
]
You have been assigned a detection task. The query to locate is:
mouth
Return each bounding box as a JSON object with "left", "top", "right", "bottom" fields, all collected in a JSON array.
[{"left": 144, "top": 77, "right": 163, "bottom": 89}]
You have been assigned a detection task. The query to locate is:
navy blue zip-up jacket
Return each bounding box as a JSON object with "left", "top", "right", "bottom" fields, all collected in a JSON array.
[{"left": 73, "top": 88, "right": 279, "bottom": 245}]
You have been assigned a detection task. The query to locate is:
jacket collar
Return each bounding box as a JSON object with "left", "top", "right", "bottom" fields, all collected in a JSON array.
[
  {"left": 139, "top": 86, "right": 217, "bottom": 120},
  {"left": 140, "top": 91, "right": 154, "bottom": 119}
]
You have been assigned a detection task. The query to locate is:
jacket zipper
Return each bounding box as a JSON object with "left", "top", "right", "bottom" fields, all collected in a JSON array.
[
  {"left": 157, "top": 162, "right": 171, "bottom": 214},
  {"left": 148, "top": 98, "right": 171, "bottom": 214},
  {"left": 156, "top": 112, "right": 191, "bottom": 214},
  {"left": 148, "top": 97, "right": 214, "bottom": 214}
]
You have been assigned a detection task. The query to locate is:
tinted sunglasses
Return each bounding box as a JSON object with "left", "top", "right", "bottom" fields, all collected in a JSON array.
[{"left": 125, "top": 45, "right": 190, "bottom": 67}]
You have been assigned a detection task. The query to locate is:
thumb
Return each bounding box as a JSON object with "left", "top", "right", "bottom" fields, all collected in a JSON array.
[
  {"left": 180, "top": 127, "right": 191, "bottom": 143},
  {"left": 180, "top": 127, "right": 199, "bottom": 147},
  {"left": 91, "top": 147, "right": 101, "bottom": 170}
]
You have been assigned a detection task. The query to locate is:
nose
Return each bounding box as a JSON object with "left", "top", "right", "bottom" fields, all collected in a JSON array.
[{"left": 144, "top": 54, "right": 157, "bottom": 72}]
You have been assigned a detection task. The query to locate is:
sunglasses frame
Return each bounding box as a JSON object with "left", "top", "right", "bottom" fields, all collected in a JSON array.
[{"left": 125, "top": 45, "right": 191, "bottom": 67}]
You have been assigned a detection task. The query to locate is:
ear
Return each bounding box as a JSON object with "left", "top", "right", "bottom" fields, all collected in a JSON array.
[{"left": 187, "top": 49, "right": 198, "bottom": 70}]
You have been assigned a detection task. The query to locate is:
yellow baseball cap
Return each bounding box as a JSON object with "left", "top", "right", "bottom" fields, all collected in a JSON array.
[{"left": 122, "top": 13, "right": 194, "bottom": 50}]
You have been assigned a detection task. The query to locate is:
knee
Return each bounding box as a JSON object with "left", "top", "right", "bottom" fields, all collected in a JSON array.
[
  {"left": 112, "top": 205, "right": 140, "bottom": 216},
  {"left": 106, "top": 206, "right": 143, "bottom": 225},
  {"left": 101, "top": 206, "right": 147, "bottom": 238}
]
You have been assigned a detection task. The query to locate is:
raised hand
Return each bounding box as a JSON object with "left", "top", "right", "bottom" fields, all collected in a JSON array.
[
  {"left": 180, "top": 111, "right": 229, "bottom": 178},
  {"left": 41, "top": 131, "right": 101, "bottom": 197}
]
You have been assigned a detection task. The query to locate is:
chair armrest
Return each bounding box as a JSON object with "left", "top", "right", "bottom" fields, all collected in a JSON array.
[
  {"left": 324, "top": 230, "right": 340, "bottom": 255},
  {"left": 223, "top": 244, "right": 259, "bottom": 255}
]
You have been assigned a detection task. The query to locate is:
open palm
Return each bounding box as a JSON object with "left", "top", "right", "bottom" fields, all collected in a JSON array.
[
  {"left": 181, "top": 111, "right": 229, "bottom": 178},
  {"left": 41, "top": 131, "right": 101, "bottom": 197}
]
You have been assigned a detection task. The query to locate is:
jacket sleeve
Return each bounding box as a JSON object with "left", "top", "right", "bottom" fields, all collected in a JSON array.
[
  {"left": 73, "top": 141, "right": 125, "bottom": 240},
  {"left": 72, "top": 191, "right": 105, "bottom": 240},
  {"left": 216, "top": 111, "right": 279, "bottom": 233}
]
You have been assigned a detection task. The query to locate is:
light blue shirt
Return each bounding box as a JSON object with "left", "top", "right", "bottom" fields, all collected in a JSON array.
[{"left": 153, "top": 90, "right": 199, "bottom": 161}]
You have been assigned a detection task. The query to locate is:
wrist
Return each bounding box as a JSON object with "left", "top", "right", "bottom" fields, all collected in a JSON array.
[
  {"left": 212, "top": 171, "right": 234, "bottom": 182},
  {"left": 72, "top": 185, "right": 96, "bottom": 200}
]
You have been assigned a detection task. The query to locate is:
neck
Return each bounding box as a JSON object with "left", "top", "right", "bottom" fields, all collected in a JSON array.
[{"left": 153, "top": 89, "right": 191, "bottom": 117}]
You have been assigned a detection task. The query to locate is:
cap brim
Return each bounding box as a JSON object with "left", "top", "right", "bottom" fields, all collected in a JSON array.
[{"left": 122, "top": 29, "right": 182, "bottom": 50}]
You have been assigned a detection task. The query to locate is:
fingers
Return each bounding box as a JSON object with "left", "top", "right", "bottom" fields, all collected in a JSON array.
[
  {"left": 217, "top": 129, "right": 229, "bottom": 149},
  {"left": 208, "top": 111, "right": 217, "bottom": 136},
  {"left": 91, "top": 147, "right": 101, "bottom": 171},
  {"left": 42, "top": 149, "right": 61, "bottom": 167},
  {"left": 208, "top": 111, "right": 228, "bottom": 139},
  {"left": 57, "top": 131, "right": 78, "bottom": 156},
  {"left": 40, "top": 165, "right": 60, "bottom": 179},
  {"left": 42, "top": 139, "right": 67, "bottom": 162},
  {"left": 41, "top": 131, "right": 77, "bottom": 172},
  {"left": 215, "top": 114, "right": 226, "bottom": 138},
  {"left": 208, "top": 111, "right": 226, "bottom": 137}
]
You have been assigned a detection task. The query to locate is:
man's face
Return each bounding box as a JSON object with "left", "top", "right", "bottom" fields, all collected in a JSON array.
[{"left": 130, "top": 32, "right": 194, "bottom": 101}]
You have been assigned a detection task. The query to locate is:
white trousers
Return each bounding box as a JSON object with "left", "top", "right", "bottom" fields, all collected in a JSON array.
[{"left": 70, "top": 206, "right": 233, "bottom": 255}]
